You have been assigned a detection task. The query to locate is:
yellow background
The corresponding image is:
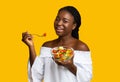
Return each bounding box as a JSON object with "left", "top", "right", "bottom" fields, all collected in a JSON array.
[{"left": 0, "top": 0, "right": 120, "bottom": 82}]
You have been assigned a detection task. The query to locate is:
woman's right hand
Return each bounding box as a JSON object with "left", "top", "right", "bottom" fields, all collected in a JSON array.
[{"left": 22, "top": 32, "right": 34, "bottom": 47}]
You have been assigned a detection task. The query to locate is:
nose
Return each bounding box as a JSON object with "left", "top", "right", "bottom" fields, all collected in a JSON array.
[{"left": 57, "top": 20, "right": 63, "bottom": 26}]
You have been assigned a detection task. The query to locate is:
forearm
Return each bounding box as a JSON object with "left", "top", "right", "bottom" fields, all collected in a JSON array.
[
  {"left": 67, "top": 64, "right": 77, "bottom": 76},
  {"left": 28, "top": 45, "right": 37, "bottom": 67}
]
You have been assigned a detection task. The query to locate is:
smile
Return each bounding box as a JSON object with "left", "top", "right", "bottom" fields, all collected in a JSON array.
[{"left": 55, "top": 27, "right": 64, "bottom": 32}]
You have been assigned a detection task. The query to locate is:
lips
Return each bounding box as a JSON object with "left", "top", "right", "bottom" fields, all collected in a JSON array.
[{"left": 55, "top": 27, "right": 64, "bottom": 33}]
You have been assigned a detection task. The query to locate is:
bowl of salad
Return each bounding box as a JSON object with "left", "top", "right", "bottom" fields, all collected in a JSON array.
[{"left": 51, "top": 46, "right": 74, "bottom": 62}]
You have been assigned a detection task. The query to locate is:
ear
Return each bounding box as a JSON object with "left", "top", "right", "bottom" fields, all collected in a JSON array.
[{"left": 72, "top": 23, "right": 77, "bottom": 30}]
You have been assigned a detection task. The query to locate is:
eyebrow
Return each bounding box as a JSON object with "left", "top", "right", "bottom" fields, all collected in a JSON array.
[
  {"left": 56, "top": 16, "right": 71, "bottom": 21},
  {"left": 63, "top": 18, "right": 71, "bottom": 22}
]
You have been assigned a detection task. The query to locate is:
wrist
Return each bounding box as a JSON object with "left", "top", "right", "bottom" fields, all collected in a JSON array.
[
  {"left": 66, "top": 63, "right": 76, "bottom": 71},
  {"left": 28, "top": 44, "right": 34, "bottom": 49}
]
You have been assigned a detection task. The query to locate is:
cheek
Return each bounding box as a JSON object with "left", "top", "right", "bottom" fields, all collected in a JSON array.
[
  {"left": 64, "top": 23, "right": 74, "bottom": 30},
  {"left": 54, "top": 21, "right": 56, "bottom": 28},
  {"left": 54, "top": 21, "right": 57, "bottom": 26}
]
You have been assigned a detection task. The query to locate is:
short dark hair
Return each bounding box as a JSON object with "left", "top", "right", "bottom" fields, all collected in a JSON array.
[{"left": 58, "top": 6, "right": 81, "bottom": 39}]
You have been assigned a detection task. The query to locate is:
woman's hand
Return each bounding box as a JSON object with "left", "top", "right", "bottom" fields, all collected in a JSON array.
[
  {"left": 22, "top": 31, "right": 36, "bottom": 66},
  {"left": 54, "top": 57, "right": 74, "bottom": 67},
  {"left": 22, "top": 32, "right": 34, "bottom": 47},
  {"left": 53, "top": 57, "right": 77, "bottom": 75}
]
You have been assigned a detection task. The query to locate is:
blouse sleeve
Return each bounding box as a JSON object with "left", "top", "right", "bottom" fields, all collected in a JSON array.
[
  {"left": 28, "top": 56, "right": 44, "bottom": 82},
  {"left": 74, "top": 51, "right": 92, "bottom": 82}
]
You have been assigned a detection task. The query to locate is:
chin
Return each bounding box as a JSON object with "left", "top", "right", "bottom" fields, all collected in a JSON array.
[{"left": 56, "top": 32, "right": 64, "bottom": 37}]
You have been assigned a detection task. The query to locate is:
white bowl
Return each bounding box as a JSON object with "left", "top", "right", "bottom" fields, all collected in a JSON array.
[{"left": 51, "top": 46, "right": 74, "bottom": 62}]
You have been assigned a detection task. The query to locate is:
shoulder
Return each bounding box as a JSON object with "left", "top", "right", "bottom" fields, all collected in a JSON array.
[
  {"left": 75, "top": 40, "right": 90, "bottom": 51},
  {"left": 42, "top": 41, "right": 53, "bottom": 47}
]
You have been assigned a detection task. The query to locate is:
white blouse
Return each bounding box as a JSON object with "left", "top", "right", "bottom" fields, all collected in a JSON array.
[{"left": 28, "top": 47, "right": 92, "bottom": 82}]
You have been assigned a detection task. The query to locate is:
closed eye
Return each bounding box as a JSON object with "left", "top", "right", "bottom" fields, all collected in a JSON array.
[
  {"left": 63, "top": 18, "right": 70, "bottom": 23},
  {"left": 55, "top": 17, "right": 60, "bottom": 21}
]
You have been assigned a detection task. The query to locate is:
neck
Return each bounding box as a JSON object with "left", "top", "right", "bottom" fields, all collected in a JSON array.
[{"left": 57, "top": 35, "right": 74, "bottom": 46}]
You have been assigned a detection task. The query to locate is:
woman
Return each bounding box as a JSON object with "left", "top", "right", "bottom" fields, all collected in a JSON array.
[{"left": 22, "top": 6, "right": 92, "bottom": 82}]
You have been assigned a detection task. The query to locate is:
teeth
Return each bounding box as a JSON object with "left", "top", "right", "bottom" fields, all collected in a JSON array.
[
  {"left": 57, "top": 28, "right": 62, "bottom": 30},
  {"left": 56, "top": 27, "right": 64, "bottom": 32},
  {"left": 56, "top": 27, "right": 63, "bottom": 30}
]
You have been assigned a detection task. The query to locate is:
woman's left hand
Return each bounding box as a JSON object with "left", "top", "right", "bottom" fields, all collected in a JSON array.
[
  {"left": 53, "top": 56, "right": 77, "bottom": 75},
  {"left": 54, "top": 57, "right": 74, "bottom": 68}
]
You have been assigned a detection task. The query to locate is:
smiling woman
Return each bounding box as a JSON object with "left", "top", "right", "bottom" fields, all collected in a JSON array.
[
  {"left": 54, "top": 6, "right": 81, "bottom": 39},
  {"left": 22, "top": 6, "right": 92, "bottom": 82},
  {"left": 54, "top": 10, "right": 76, "bottom": 37}
]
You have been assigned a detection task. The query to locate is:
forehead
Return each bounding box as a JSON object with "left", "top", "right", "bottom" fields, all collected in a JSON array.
[{"left": 57, "top": 10, "right": 74, "bottom": 20}]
